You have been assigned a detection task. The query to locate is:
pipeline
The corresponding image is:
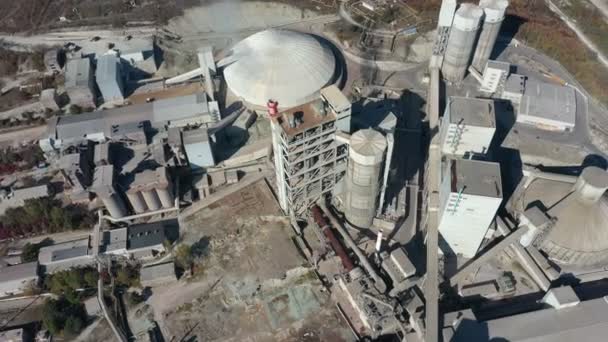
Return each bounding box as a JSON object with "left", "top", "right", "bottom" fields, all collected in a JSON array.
[
  {"left": 318, "top": 203, "right": 388, "bottom": 293},
  {"left": 311, "top": 205, "right": 355, "bottom": 272}
]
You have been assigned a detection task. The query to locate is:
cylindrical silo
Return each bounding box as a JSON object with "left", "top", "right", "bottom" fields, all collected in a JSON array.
[
  {"left": 572, "top": 166, "right": 608, "bottom": 205},
  {"left": 442, "top": 3, "right": 484, "bottom": 83},
  {"left": 142, "top": 189, "right": 162, "bottom": 211},
  {"left": 126, "top": 190, "right": 147, "bottom": 213},
  {"left": 155, "top": 167, "right": 174, "bottom": 208},
  {"left": 345, "top": 129, "right": 387, "bottom": 229},
  {"left": 471, "top": 0, "right": 509, "bottom": 72},
  {"left": 157, "top": 187, "right": 174, "bottom": 208},
  {"left": 102, "top": 193, "right": 127, "bottom": 218}
]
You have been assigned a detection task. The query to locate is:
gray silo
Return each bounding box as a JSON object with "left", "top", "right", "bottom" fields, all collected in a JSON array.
[
  {"left": 91, "top": 165, "right": 127, "bottom": 218},
  {"left": 142, "top": 189, "right": 162, "bottom": 211},
  {"left": 344, "top": 129, "right": 387, "bottom": 229},
  {"left": 472, "top": 0, "right": 509, "bottom": 72},
  {"left": 442, "top": 3, "right": 484, "bottom": 83},
  {"left": 126, "top": 190, "right": 147, "bottom": 214}
]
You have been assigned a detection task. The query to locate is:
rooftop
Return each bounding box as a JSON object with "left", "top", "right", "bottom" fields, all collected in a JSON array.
[
  {"left": 54, "top": 92, "right": 212, "bottom": 141},
  {"left": 272, "top": 99, "right": 337, "bottom": 137},
  {"left": 449, "top": 159, "right": 502, "bottom": 198},
  {"left": 320, "top": 85, "right": 351, "bottom": 112},
  {"left": 65, "top": 57, "right": 92, "bottom": 88},
  {"left": 96, "top": 54, "right": 121, "bottom": 83},
  {"left": 127, "top": 219, "right": 178, "bottom": 250},
  {"left": 447, "top": 97, "right": 496, "bottom": 127},
  {"left": 450, "top": 295, "right": 608, "bottom": 341},
  {"left": 519, "top": 79, "right": 576, "bottom": 125},
  {"left": 38, "top": 238, "right": 90, "bottom": 264}
]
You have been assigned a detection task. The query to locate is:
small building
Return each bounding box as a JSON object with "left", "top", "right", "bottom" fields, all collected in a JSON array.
[
  {"left": 320, "top": 85, "right": 352, "bottom": 133},
  {"left": 96, "top": 54, "right": 124, "bottom": 103},
  {"left": 127, "top": 220, "right": 173, "bottom": 259},
  {"left": 65, "top": 57, "right": 96, "bottom": 108},
  {"left": 0, "top": 262, "right": 39, "bottom": 297},
  {"left": 439, "top": 159, "right": 503, "bottom": 258},
  {"left": 140, "top": 261, "right": 177, "bottom": 287},
  {"left": 501, "top": 73, "right": 526, "bottom": 104},
  {"left": 517, "top": 79, "right": 576, "bottom": 131},
  {"left": 84, "top": 296, "right": 102, "bottom": 317},
  {"left": 479, "top": 60, "right": 510, "bottom": 93},
  {"left": 440, "top": 97, "right": 496, "bottom": 157},
  {"left": 183, "top": 128, "right": 215, "bottom": 171},
  {"left": 381, "top": 247, "right": 416, "bottom": 285},
  {"left": 38, "top": 238, "right": 94, "bottom": 273}
]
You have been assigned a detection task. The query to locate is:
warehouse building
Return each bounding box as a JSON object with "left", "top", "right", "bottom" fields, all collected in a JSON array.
[
  {"left": 140, "top": 261, "right": 177, "bottom": 287},
  {"left": 96, "top": 54, "right": 125, "bottom": 103},
  {"left": 517, "top": 79, "right": 576, "bottom": 131},
  {"left": 440, "top": 97, "right": 496, "bottom": 157},
  {"left": 38, "top": 238, "right": 94, "bottom": 273}
]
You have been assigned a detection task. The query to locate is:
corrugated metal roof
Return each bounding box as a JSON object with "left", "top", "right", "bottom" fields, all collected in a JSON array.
[
  {"left": 140, "top": 261, "right": 176, "bottom": 282},
  {"left": 96, "top": 54, "right": 120, "bottom": 83},
  {"left": 127, "top": 219, "right": 177, "bottom": 250},
  {"left": 38, "top": 238, "right": 90, "bottom": 264}
]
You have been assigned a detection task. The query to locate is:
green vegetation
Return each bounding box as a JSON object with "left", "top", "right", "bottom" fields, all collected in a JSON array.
[
  {"left": 45, "top": 268, "right": 99, "bottom": 300},
  {"left": 0, "top": 198, "right": 96, "bottom": 240},
  {"left": 42, "top": 296, "right": 87, "bottom": 337},
  {"left": 115, "top": 264, "right": 141, "bottom": 288},
  {"left": 506, "top": 0, "right": 608, "bottom": 105},
  {"left": 0, "top": 145, "right": 46, "bottom": 176},
  {"left": 174, "top": 244, "right": 193, "bottom": 269},
  {"left": 20, "top": 238, "right": 53, "bottom": 263},
  {"left": 557, "top": 0, "right": 608, "bottom": 57}
]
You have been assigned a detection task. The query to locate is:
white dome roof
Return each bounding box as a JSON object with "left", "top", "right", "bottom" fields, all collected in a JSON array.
[{"left": 223, "top": 29, "right": 336, "bottom": 108}]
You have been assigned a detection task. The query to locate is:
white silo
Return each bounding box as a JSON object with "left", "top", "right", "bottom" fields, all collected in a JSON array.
[
  {"left": 155, "top": 167, "right": 174, "bottom": 209},
  {"left": 442, "top": 3, "right": 484, "bottom": 83},
  {"left": 472, "top": 0, "right": 509, "bottom": 72},
  {"left": 142, "top": 188, "right": 162, "bottom": 211},
  {"left": 345, "top": 129, "right": 387, "bottom": 229}
]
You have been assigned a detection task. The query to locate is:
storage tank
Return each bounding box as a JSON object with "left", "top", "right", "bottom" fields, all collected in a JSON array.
[
  {"left": 345, "top": 129, "right": 387, "bottom": 229},
  {"left": 102, "top": 193, "right": 128, "bottom": 219},
  {"left": 472, "top": 0, "right": 509, "bottom": 72},
  {"left": 142, "top": 189, "right": 162, "bottom": 211},
  {"left": 155, "top": 167, "right": 174, "bottom": 208},
  {"left": 126, "top": 190, "right": 147, "bottom": 214},
  {"left": 442, "top": 3, "right": 484, "bottom": 83},
  {"left": 512, "top": 166, "right": 608, "bottom": 267}
]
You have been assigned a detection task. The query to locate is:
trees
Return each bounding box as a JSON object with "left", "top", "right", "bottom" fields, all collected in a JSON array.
[
  {"left": 45, "top": 268, "right": 99, "bottom": 295},
  {"left": 174, "top": 244, "right": 193, "bottom": 269},
  {"left": 21, "top": 243, "right": 40, "bottom": 262},
  {"left": 42, "top": 297, "right": 87, "bottom": 337},
  {"left": 0, "top": 198, "right": 96, "bottom": 239}
]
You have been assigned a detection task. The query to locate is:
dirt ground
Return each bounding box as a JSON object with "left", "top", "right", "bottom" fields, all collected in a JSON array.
[{"left": 144, "top": 178, "right": 354, "bottom": 342}]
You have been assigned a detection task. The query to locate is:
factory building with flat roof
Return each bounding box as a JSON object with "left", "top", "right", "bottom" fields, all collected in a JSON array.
[{"left": 517, "top": 79, "right": 576, "bottom": 131}]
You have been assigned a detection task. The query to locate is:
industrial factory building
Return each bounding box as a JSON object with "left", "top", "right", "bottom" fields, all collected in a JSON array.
[
  {"left": 439, "top": 159, "right": 503, "bottom": 258},
  {"left": 517, "top": 79, "right": 577, "bottom": 131},
  {"left": 508, "top": 166, "right": 608, "bottom": 267},
  {"left": 223, "top": 29, "right": 338, "bottom": 109},
  {"left": 96, "top": 54, "right": 125, "bottom": 103},
  {"left": 0, "top": 262, "right": 39, "bottom": 297},
  {"left": 440, "top": 96, "right": 496, "bottom": 157},
  {"left": 270, "top": 92, "right": 349, "bottom": 217}
]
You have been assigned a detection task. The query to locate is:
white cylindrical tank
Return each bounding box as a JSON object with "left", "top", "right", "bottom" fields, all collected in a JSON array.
[
  {"left": 572, "top": 166, "right": 608, "bottom": 205},
  {"left": 442, "top": 3, "right": 484, "bottom": 83},
  {"left": 102, "top": 193, "right": 127, "bottom": 218},
  {"left": 126, "top": 190, "right": 147, "bottom": 213},
  {"left": 472, "top": 0, "right": 509, "bottom": 72},
  {"left": 345, "top": 129, "right": 387, "bottom": 229},
  {"left": 142, "top": 189, "right": 162, "bottom": 211}
]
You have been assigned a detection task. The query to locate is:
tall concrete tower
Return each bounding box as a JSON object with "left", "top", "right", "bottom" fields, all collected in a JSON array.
[
  {"left": 345, "top": 129, "right": 387, "bottom": 229},
  {"left": 442, "top": 3, "right": 484, "bottom": 83},
  {"left": 472, "top": 0, "right": 509, "bottom": 72}
]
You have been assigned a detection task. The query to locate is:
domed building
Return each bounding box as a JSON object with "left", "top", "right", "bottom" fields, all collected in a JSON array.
[
  {"left": 221, "top": 29, "right": 338, "bottom": 109},
  {"left": 509, "top": 166, "right": 608, "bottom": 267}
]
